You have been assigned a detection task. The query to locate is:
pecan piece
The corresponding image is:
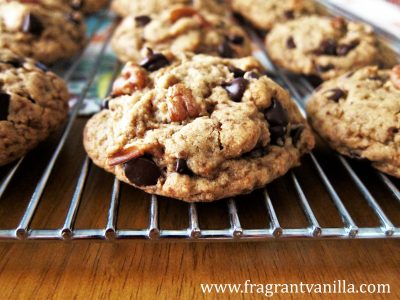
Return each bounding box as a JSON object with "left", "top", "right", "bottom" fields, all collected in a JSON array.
[
  {"left": 111, "top": 62, "right": 147, "bottom": 97},
  {"left": 108, "top": 144, "right": 163, "bottom": 166},
  {"left": 390, "top": 65, "right": 400, "bottom": 89},
  {"left": 166, "top": 83, "right": 200, "bottom": 122},
  {"left": 169, "top": 7, "right": 197, "bottom": 23}
]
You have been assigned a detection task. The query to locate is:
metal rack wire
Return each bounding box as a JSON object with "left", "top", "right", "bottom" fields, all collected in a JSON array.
[{"left": 0, "top": 3, "right": 399, "bottom": 241}]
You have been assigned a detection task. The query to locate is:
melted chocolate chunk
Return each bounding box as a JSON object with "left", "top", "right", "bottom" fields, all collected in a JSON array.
[
  {"left": 264, "top": 98, "right": 289, "bottom": 126},
  {"left": 314, "top": 39, "right": 337, "bottom": 56},
  {"left": 3, "top": 59, "right": 24, "bottom": 68},
  {"left": 101, "top": 99, "right": 110, "bottom": 110},
  {"left": 269, "top": 125, "right": 287, "bottom": 144},
  {"left": 326, "top": 88, "right": 346, "bottom": 102},
  {"left": 223, "top": 78, "right": 248, "bottom": 102},
  {"left": 124, "top": 157, "right": 161, "bottom": 186},
  {"left": 229, "top": 66, "right": 245, "bottom": 78},
  {"left": 247, "top": 71, "right": 260, "bottom": 79},
  {"left": 284, "top": 10, "right": 295, "bottom": 19},
  {"left": 135, "top": 15, "right": 151, "bottom": 27},
  {"left": 175, "top": 159, "right": 192, "bottom": 175},
  {"left": 140, "top": 53, "right": 170, "bottom": 72},
  {"left": 0, "top": 92, "right": 11, "bottom": 121},
  {"left": 316, "top": 63, "right": 334, "bottom": 73},
  {"left": 337, "top": 40, "right": 359, "bottom": 56},
  {"left": 290, "top": 126, "right": 304, "bottom": 146},
  {"left": 286, "top": 36, "right": 296, "bottom": 49},
  {"left": 218, "top": 40, "right": 235, "bottom": 58},
  {"left": 22, "top": 13, "right": 44, "bottom": 36},
  {"left": 230, "top": 35, "right": 244, "bottom": 45}
]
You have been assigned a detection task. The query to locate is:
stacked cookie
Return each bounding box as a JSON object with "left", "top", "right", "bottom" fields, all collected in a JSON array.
[
  {"left": 84, "top": 0, "right": 316, "bottom": 202},
  {"left": 0, "top": 0, "right": 108, "bottom": 166}
]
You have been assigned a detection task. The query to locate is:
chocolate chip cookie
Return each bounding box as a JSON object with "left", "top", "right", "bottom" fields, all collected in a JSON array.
[
  {"left": 111, "top": 0, "right": 227, "bottom": 18},
  {"left": 231, "top": 0, "right": 315, "bottom": 31},
  {"left": 265, "top": 16, "right": 378, "bottom": 80},
  {"left": 36, "top": 0, "right": 109, "bottom": 14},
  {"left": 0, "top": 1, "right": 86, "bottom": 65},
  {"left": 307, "top": 65, "right": 400, "bottom": 178},
  {"left": 0, "top": 49, "right": 69, "bottom": 166},
  {"left": 111, "top": 6, "right": 251, "bottom": 63},
  {"left": 84, "top": 53, "right": 315, "bottom": 202}
]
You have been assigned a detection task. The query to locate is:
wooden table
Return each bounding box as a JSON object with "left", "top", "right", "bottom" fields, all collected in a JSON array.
[{"left": 0, "top": 240, "right": 399, "bottom": 299}]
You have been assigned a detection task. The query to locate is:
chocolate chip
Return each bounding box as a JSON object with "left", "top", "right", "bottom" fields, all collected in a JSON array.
[
  {"left": 316, "top": 63, "right": 334, "bottom": 73},
  {"left": 101, "top": 99, "right": 109, "bottom": 110},
  {"left": 3, "top": 59, "right": 24, "bottom": 68},
  {"left": 135, "top": 15, "right": 151, "bottom": 27},
  {"left": 286, "top": 36, "right": 296, "bottom": 49},
  {"left": 264, "top": 98, "right": 289, "bottom": 126},
  {"left": 325, "top": 88, "right": 346, "bottom": 102},
  {"left": 22, "top": 13, "right": 44, "bottom": 36},
  {"left": 269, "top": 125, "right": 287, "bottom": 144},
  {"left": 230, "top": 35, "right": 244, "bottom": 45},
  {"left": 314, "top": 39, "right": 337, "bottom": 56},
  {"left": 290, "top": 126, "right": 304, "bottom": 146},
  {"left": 244, "top": 147, "right": 268, "bottom": 158},
  {"left": 0, "top": 92, "right": 11, "bottom": 121},
  {"left": 140, "top": 53, "right": 170, "bottom": 72},
  {"left": 223, "top": 78, "right": 248, "bottom": 102},
  {"left": 284, "top": 10, "right": 295, "bottom": 19},
  {"left": 337, "top": 40, "right": 359, "bottom": 56},
  {"left": 229, "top": 66, "right": 245, "bottom": 78},
  {"left": 33, "top": 61, "right": 48, "bottom": 72},
  {"left": 247, "top": 71, "right": 260, "bottom": 79},
  {"left": 218, "top": 40, "right": 235, "bottom": 58},
  {"left": 175, "top": 158, "right": 191, "bottom": 175},
  {"left": 124, "top": 157, "right": 161, "bottom": 186}
]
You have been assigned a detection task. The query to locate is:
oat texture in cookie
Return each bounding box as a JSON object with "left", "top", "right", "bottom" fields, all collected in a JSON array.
[
  {"left": 84, "top": 53, "right": 315, "bottom": 202},
  {"left": 0, "top": 49, "right": 69, "bottom": 166},
  {"left": 231, "top": 0, "right": 315, "bottom": 31},
  {"left": 307, "top": 65, "right": 400, "bottom": 178},
  {"left": 112, "top": 6, "right": 251, "bottom": 63},
  {"left": 111, "top": 0, "right": 228, "bottom": 17},
  {"left": 0, "top": 0, "right": 86, "bottom": 65},
  {"left": 266, "top": 16, "right": 378, "bottom": 80}
]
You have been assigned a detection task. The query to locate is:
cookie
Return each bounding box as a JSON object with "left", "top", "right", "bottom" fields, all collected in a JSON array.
[
  {"left": 265, "top": 16, "right": 378, "bottom": 80},
  {"left": 306, "top": 65, "right": 400, "bottom": 178},
  {"left": 0, "top": 1, "right": 86, "bottom": 65},
  {"left": 37, "top": 0, "right": 109, "bottom": 14},
  {"left": 111, "top": 6, "right": 251, "bottom": 63},
  {"left": 83, "top": 53, "right": 315, "bottom": 202},
  {"left": 231, "top": 0, "right": 315, "bottom": 31},
  {"left": 111, "top": 0, "right": 228, "bottom": 18},
  {"left": 70, "top": 0, "right": 109, "bottom": 14},
  {"left": 0, "top": 50, "right": 69, "bottom": 166}
]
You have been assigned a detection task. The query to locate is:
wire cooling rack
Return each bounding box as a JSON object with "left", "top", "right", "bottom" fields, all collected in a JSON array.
[{"left": 0, "top": 3, "right": 399, "bottom": 242}]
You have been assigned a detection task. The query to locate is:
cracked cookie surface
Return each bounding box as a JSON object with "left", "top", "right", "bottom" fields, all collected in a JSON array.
[
  {"left": 111, "top": 0, "right": 228, "bottom": 18},
  {"left": 111, "top": 6, "right": 251, "bottom": 63},
  {"left": 266, "top": 16, "right": 378, "bottom": 80},
  {"left": 84, "top": 53, "right": 315, "bottom": 202},
  {"left": 0, "top": 50, "right": 69, "bottom": 166},
  {"left": 0, "top": 0, "right": 86, "bottom": 65},
  {"left": 231, "top": 0, "right": 315, "bottom": 31},
  {"left": 307, "top": 65, "right": 400, "bottom": 178}
]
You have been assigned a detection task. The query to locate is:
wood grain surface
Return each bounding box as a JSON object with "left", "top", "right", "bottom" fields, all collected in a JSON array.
[{"left": 0, "top": 240, "right": 398, "bottom": 299}]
